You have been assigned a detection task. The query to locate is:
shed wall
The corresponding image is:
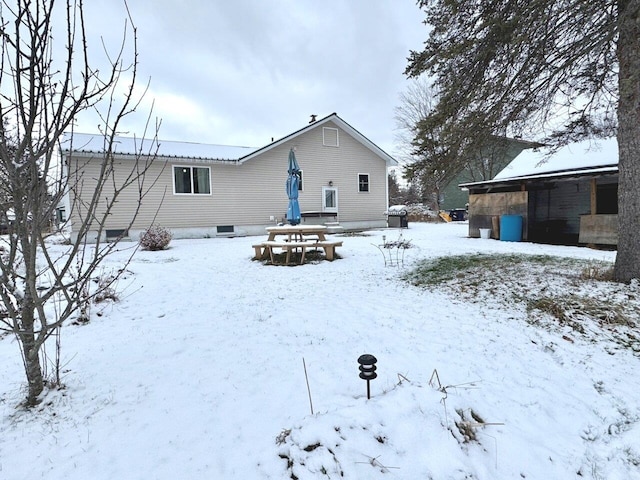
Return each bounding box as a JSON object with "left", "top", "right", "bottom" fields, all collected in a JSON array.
[
  {"left": 528, "top": 180, "right": 591, "bottom": 244},
  {"left": 468, "top": 191, "right": 528, "bottom": 238}
]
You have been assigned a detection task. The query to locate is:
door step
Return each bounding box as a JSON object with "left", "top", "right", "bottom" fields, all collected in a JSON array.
[{"left": 324, "top": 222, "right": 344, "bottom": 234}]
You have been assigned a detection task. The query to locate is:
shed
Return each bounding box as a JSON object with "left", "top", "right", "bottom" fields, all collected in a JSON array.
[{"left": 459, "top": 138, "right": 618, "bottom": 245}]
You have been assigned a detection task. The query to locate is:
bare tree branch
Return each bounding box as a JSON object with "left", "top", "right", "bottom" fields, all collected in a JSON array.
[{"left": 0, "top": 0, "right": 161, "bottom": 406}]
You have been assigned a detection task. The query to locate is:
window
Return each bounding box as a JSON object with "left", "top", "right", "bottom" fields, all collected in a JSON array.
[
  {"left": 56, "top": 207, "right": 66, "bottom": 223},
  {"left": 358, "top": 174, "right": 370, "bottom": 192},
  {"left": 298, "top": 170, "right": 304, "bottom": 191},
  {"left": 323, "top": 127, "right": 339, "bottom": 147},
  {"left": 322, "top": 186, "right": 338, "bottom": 212},
  {"left": 173, "top": 166, "right": 211, "bottom": 194}
]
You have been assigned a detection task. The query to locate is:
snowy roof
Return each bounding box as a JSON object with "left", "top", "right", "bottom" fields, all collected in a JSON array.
[
  {"left": 494, "top": 137, "right": 618, "bottom": 180},
  {"left": 460, "top": 137, "right": 618, "bottom": 188},
  {"left": 61, "top": 133, "right": 259, "bottom": 162}
]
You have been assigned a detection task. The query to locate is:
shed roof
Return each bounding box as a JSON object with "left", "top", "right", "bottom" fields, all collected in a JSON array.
[
  {"left": 460, "top": 137, "right": 618, "bottom": 189},
  {"left": 494, "top": 137, "right": 618, "bottom": 179}
]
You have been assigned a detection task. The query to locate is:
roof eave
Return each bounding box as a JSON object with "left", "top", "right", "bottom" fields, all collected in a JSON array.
[
  {"left": 62, "top": 149, "right": 241, "bottom": 163},
  {"left": 459, "top": 165, "right": 619, "bottom": 189}
]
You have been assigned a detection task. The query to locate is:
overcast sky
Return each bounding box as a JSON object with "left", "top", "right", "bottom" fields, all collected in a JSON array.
[{"left": 73, "top": 1, "right": 427, "bottom": 157}]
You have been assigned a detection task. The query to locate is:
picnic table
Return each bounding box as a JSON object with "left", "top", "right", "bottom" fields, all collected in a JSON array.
[
  {"left": 253, "top": 225, "right": 342, "bottom": 265},
  {"left": 266, "top": 225, "right": 328, "bottom": 242}
]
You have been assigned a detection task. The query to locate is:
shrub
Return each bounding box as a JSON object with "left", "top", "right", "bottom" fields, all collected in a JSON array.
[{"left": 139, "top": 225, "right": 173, "bottom": 251}]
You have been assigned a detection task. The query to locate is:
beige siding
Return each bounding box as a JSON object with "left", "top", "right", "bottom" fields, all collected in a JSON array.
[
  {"left": 67, "top": 121, "right": 389, "bottom": 237},
  {"left": 278, "top": 121, "right": 388, "bottom": 222}
]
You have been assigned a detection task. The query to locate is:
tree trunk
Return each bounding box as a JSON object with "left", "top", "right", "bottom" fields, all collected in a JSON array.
[
  {"left": 615, "top": 0, "right": 640, "bottom": 282},
  {"left": 19, "top": 312, "right": 44, "bottom": 406}
]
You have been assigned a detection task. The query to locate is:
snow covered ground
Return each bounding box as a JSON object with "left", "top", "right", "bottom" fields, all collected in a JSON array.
[{"left": 1, "top": 222, "right": 639, "bottom": 480}]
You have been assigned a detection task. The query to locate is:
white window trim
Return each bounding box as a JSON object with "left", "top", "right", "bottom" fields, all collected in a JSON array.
[
  {"left": 358, "top": 173, "right": 370, "bottom": 193},
  {"left": 298, "top": 169, "right": 304, "bottom": 192},
  {"left": 322, "top": 186, "right": 338, "bottom": 212},
  {"left": 322, "top": 127, "right": 339, "bottom": 147},
  {"left": 172, "top": 165, "right": 212, "bottom": 195}
]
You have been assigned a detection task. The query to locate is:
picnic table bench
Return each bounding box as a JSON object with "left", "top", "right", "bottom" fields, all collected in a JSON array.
[{"left": 252, "top": 239, "right": 343, "bottom": 265}]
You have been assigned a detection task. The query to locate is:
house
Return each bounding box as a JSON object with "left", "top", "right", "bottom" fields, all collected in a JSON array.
[
  {"left": 459, "top": 138, "right": 618, "bottom": 245},
  {"left": 60, "top": 113, "right": 397, "bottom": 242},
  {"left": 437, "top": 137, "right": 540, "bottom": 211}
]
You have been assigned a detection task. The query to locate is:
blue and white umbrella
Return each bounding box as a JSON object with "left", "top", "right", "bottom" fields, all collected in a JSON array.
[{"left": 286, "top": 149, "right": 301, "bottom": 225}]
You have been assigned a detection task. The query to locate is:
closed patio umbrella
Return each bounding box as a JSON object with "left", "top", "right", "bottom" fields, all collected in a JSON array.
[{"left": 286, "top": 149, "right": 301, "bottom": 225}]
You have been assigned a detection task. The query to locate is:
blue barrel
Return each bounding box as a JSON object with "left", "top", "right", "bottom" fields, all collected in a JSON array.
[{"left": 500, "top": 215, "right": 523, "bottom": 242}]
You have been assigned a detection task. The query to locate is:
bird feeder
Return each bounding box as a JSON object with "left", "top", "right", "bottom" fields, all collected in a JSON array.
[{"left": 357, "top": 354, "right": 377, "bottom": 399}]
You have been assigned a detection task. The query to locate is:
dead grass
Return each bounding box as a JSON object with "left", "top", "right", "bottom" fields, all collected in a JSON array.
[
  {"left": 452, "top": 408, "right": 486, "bottom": 443},
  {"left": 405, "top": 254, "right": 640, "bottom": 354},
  {"left": 580, "top": 264, "right": 615, "bottom": 281}
]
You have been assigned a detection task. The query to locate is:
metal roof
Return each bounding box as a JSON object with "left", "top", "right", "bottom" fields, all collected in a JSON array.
[
  {"left": 61, "top": 133, "right": 257, "bottom": 162},
  {"left": 60, "top": 113, "right": 397, "bottom": 166}
]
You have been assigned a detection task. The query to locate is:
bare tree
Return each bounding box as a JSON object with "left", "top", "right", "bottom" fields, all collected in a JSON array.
[
  {"left": 395, "top": 77, "right": 446, "bottom": 209},
  {"left": 396, "top": 77, "right": 511, "bottom": 210},
  {"left": 394, "top": 76, "right": 440, "bottom": 164},
  {"left": 0, "top": 0, "right": 159, "bottom": 406}
]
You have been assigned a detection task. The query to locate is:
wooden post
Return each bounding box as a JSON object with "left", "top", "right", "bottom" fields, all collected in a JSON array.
[{"left": 590, "top": 178, "right": 597, "bottom": 215}]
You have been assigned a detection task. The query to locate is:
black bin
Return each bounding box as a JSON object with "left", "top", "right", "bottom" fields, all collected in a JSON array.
[
  {"left": 449, "top": 209, "right": 467, "bottom": 222},
  {"left": 387, "top": 212, "right": 408, "bottom": 228}
]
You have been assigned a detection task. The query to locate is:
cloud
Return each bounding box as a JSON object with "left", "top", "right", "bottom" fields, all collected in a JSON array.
[{"left": 74, "top": 1, "right": 427, "bottom": 155}]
